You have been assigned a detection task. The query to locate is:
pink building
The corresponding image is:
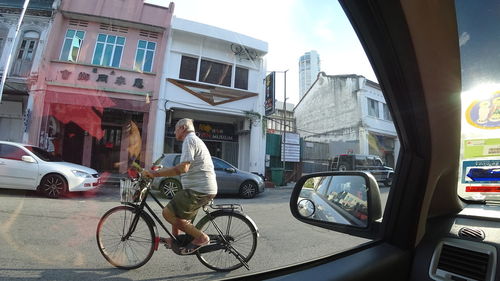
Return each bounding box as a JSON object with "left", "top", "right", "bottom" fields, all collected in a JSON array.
[{"left": 29, "top": 0, "right": 174, "bottom": 175}]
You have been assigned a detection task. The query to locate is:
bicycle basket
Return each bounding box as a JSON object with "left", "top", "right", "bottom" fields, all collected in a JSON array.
[{"left": 120, "top": 178, "right": 140, "bottom": 203}]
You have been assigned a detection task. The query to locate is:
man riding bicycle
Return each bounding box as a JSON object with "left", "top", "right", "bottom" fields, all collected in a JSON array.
[{"left": 143, "top": 118, "right": 217, "bottom": 254}]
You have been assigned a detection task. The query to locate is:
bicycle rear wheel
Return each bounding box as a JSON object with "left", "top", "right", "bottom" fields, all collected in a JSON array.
[
  {"left": 96, "top": 206, "right": 155, "bottom": 269},
  {"left": 195, "top": 211, "right": 258, "bottom": 271}
]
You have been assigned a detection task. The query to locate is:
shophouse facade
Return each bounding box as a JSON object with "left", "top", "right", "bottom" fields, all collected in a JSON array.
[
  {"left": 28, "top": 0, "right": 174, "bottom": 174},
  {"left": 153, "top": 18, "right": 268, "bottom": 174},
  {"left": 295, "top": 72, "right": 400, "bottom": 168},
  {"left": 0, "top": 0, "right": 55, "bottom": 143}
]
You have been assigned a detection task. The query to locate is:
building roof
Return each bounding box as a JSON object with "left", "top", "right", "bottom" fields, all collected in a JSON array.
[
  {"left": 294, "top": 72, "right": 380, "bottom": 109},
  {"left": 172, "top": 17, "right": 268, "bottom": 54},
  {"left": 275, "top": 101, "right": 295, "bottom": 111}
]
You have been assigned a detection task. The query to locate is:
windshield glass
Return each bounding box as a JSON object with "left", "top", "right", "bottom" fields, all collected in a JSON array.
[
  {"left": 0, "top": 0, "right": 398, "bottom": 279},
  {"left": 25, "top": 145, "right": 61, "bottom": 162},
  {"left": 456, "top": 0, "right": 500, "bottom": 201}
]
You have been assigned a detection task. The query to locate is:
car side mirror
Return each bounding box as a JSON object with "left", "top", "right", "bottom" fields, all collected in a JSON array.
[
  {"left": 290, "top": 171, "right": 382, "bottom": 238},
  {"left": 21, "top": 155, "right": 36, "bottom": 163},
  {"left": 224, "top": 168, "right": 236, "bottom": 173}
]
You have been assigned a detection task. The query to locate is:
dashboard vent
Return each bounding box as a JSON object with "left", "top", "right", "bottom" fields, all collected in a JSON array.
[
  {"left": 459, "top": 227, "right": 485, "bottom": 241},
  {"left": 437, "top": 244, "right": 490, "bottom": 281}
]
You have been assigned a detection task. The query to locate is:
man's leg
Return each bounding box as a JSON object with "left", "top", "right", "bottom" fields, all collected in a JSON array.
[{"left": 162, "top": 207, "right": 209, "bottom": 244}]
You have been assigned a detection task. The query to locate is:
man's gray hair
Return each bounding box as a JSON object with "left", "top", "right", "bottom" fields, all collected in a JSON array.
[{"left": 176, "top": 118, "right": 195, "bottom": 132}]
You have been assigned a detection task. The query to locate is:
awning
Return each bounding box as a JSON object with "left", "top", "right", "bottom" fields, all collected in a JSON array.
[{"left": 45, "top": 91, "right": 149, "bottom": 140}]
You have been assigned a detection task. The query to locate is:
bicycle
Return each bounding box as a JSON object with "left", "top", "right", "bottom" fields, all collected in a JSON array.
[{"left": 96, "top": 165, "right": 259, "bottom": 271}]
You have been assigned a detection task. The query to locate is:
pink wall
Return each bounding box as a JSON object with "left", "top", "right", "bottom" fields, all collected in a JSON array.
[
  {"left": 29, "top": 0, "right": 175, "bottom": 167},
  {"left": 60, "top": 0, "right": 173, "bottom": 29},
  {"left": 39, "top": 0, "right": 174, "bottom": 97}
]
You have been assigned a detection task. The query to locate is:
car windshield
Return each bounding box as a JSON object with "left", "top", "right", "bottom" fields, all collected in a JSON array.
[
  {"left": 1, "top": 0, "right": 399, "bottom": 279},
  {"left": 24, "top": 146, "right": 61, "bottom": 162},
  {"left": 456, "top": 0, "right": 500, "bottom": 202}
]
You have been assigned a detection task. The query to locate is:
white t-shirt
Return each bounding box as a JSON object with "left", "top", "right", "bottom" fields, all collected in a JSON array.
[{"left": 179, "top": 132, "right": 218, "bottom": 195}]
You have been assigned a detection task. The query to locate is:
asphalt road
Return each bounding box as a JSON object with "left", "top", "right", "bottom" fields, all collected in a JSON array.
[{"left": 0, "top": 185, "right": 389, "bottom": 281}]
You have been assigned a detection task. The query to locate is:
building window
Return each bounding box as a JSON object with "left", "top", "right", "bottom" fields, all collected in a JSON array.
[
  {"left": 179, "top": 56, "right": 198, "bottom": 80},
  {"left": 200, "top": 59, "right": 232, "bottom": 87},
  {"left": 11, "top": 30, "right": 39, "bottom": 77},
  {"left": 134, "top": 40, "right": 156, "bottom": 72},
  {"left": 17, "top": 31, "right": 39, "bottom": 61},
  {"left": 383, "top": 103, "right": 393, "bottom": 121},
  {"left": 0, "top": 27, "right": 8, "bottom": 57},
  {"left": 368, "top": 98, "right": 379, "bottom": 118},
  {"left": 92, "top": 33, "right": 125, "bottom": 67},
  {"left": 235, "top": 67, "right": 249, "bottom": 90},
  {"left": 179, "top": 55, "right": 249, "bottom": 89},
  {"left": 60, "top": 29, "right": 85, "bottom": 62}
]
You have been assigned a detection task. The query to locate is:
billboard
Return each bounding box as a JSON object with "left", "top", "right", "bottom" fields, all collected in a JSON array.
[{"left": 265, "top": 72, "right": 276, "bottom": 116}]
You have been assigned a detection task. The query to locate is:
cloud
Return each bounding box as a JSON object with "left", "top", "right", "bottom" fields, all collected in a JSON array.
[
  {"left": 146, "top": 0, "right": 377, "bottom": 103},
  {"left": 459, "top": 32, "right": 471, "bottom": 46}
]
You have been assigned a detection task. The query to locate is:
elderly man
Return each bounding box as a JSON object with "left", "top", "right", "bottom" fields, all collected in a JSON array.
[{"left": 144, "top": 118, "right": 217, "bottom": 254}]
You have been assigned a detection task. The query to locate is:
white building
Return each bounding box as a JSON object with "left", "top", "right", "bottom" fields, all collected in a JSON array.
[
  {"left": 266, "top": 100, "right": 295, "bottom": 134},
  {"left": 0, "top": 0, "right": 56, "bottom": 142},
  {"left": 295, "top": 72, "right": 400, "bottom": 167},
  {"left": 298, "top": 50, "right": 320, "bottom": 100},
  {"left": 152, "top": 17, "right": 268, "bottom": 173}
]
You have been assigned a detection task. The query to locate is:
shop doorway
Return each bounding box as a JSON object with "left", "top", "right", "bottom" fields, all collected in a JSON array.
[
  {"left": 62, "top": 122, "right": 84, "bottom": 164},
  {"left": 92, "top": 125, "right": 122, "bottom": 172}
]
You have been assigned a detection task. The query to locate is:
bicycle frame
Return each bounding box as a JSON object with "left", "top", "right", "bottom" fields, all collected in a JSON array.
[{"left": 122, "top": 179, "right": 247, "bottom": 256}]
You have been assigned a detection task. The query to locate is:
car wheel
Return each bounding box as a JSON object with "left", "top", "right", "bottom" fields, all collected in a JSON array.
[
  {"left": 40, "top": 174, "right": 67, "bottom": 198},
  {"left": 385, "top": 177, "right": 393, "bottom": 187},
  {"left": 239, "top": 181, "right": 257, "bottom": 199},
  {"left": 160, "top": 178, "right": 182, "bottom": 199}
]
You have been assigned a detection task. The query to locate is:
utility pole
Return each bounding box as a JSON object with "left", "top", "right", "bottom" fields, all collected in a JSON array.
[
  {"left": 0, "top": 0, "right": 30, "bottom": 102},
  {"left": 282, "top": 69, "right": 288, "bottom": 180}
]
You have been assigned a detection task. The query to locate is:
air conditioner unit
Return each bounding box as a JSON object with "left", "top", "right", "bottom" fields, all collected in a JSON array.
[{"left": 237, "top": 119, "right": 251, "bottom": 134}]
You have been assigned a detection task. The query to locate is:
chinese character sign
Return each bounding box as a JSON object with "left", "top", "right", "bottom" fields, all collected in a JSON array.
[{"left": 265, "top": 72, "right": 276, "bottom": 116}]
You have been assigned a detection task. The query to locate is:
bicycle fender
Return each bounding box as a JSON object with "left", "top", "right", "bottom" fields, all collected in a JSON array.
[{"left": 200, "top": 209, "right": 260, "bottom": 237}]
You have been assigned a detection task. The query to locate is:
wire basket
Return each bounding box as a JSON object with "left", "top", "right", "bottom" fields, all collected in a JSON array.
[{"left": 120, "top": 178, "right": 140, "bottom": 203}]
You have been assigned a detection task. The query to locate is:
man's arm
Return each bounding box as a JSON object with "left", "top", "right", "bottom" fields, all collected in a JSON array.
[{"left": 144, "top": 162, "right": 190, "bottom": 178}]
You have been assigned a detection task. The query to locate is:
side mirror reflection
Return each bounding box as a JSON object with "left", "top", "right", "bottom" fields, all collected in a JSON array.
[
  {"left": 292, "top": 172, "right": 382, "bottom": 228},
  {"left": 298, "top": 199, "right": 316, "bottom": 217}
]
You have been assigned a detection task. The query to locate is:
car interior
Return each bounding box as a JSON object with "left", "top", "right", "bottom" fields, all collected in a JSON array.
[{"left": 230, "top": 0, "right": 500, "bottom": 280}]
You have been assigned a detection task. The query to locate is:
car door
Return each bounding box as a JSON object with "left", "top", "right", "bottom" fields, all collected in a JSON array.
[
  {"left": 0, "top": 143, "right": 39, "bottom": 190},
  {"left": 212, "top": 157, "right": 240, "bottom": 194}
]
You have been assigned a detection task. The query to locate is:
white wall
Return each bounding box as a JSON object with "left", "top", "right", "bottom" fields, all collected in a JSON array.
[{"left": 154, "top": 18, "right": 268, "bottom": 173}]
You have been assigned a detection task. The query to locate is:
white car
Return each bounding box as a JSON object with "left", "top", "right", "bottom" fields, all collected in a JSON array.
[{"left": 0, "top": 141, "right": 100, "bottom": 198}]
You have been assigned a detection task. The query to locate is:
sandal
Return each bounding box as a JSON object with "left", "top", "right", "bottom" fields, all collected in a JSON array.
[
  {"left": 159, "top": 237, "right": 173, "bottom": 249},
  {"left": 179, "top": 240, "right": 209, "bottom": 255}
]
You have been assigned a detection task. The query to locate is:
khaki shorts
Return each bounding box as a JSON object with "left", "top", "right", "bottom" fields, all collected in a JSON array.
[{"left": 166, "top": 189, "right": 215, "bottom": 221}]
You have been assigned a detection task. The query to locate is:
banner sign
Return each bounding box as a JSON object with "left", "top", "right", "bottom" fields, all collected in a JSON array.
[
  {"left": 167, "top": 120, "right": 237, "bottom": 142},
  {"left": 265, "top": 72, "right": 276, "bottom": 116}
]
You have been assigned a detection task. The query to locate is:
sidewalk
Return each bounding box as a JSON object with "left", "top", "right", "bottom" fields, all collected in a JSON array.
[{"left": 265, "top": 181, "right": 296, "bottom": 189}]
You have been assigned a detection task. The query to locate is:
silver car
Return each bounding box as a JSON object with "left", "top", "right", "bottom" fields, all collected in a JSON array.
[{"left": 151, "top": 153, "right": 265, "bottom": 199}]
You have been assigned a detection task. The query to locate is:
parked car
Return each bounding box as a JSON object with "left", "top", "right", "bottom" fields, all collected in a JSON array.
[
  {"left": 151, "top": 153, "right": 265, "bottom": 199},
  {"left": 331, "top": 154, "right": 394, "bottom": 186},
  {"left": 0, "top": 141, "right": 100, "bottom": 198}
]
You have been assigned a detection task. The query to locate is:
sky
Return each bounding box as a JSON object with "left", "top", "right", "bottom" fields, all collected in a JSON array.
[{"left": 146, "top": 0, "right": 376, "bottom": 104}]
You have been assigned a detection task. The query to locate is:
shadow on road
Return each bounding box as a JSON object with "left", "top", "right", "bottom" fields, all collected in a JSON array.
[{"left": 0, "top": 267, "right": 233, "bottom": 281}]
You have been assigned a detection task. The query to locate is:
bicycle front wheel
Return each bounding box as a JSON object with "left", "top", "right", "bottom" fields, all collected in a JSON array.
[
  {"left": 96, "top": 206, "right": 155, "bottom": 269},
  {"left": 195, "top": 211, "right": 258, "bottom": 271}
]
